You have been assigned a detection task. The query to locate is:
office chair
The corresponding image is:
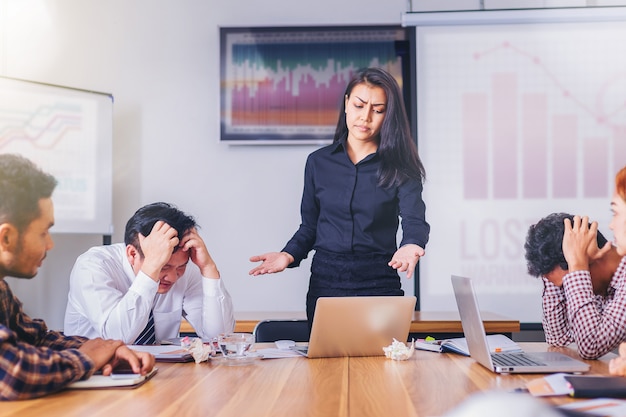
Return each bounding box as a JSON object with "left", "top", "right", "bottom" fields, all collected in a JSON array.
[{"left": 253, "top": 319, "right": 310, "bottom": 343}]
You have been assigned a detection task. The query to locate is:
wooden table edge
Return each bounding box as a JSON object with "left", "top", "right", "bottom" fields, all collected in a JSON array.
[{"left": 180, "top": 313, "right": 520, "bottom": 335}]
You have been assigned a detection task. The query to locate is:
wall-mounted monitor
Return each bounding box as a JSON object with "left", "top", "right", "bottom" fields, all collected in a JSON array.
[{"left": 219, "top": 25, "right": 415, "bottom": 145}]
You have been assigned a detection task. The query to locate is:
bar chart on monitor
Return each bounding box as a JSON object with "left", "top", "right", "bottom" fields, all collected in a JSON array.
[{"left": 220, "top": 26, "right": 412, "bottom": 143}]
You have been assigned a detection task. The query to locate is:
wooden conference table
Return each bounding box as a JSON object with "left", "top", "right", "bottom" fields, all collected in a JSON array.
[
  {"left": 1, "top": 343, "right": 615, "bottom": 417},
  {"left": 181, "top": 310, "right": 521, "bottom": 336}
]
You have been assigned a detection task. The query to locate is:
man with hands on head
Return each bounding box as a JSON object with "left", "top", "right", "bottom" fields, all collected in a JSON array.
[
  {"left": 525, "top": 212, "right": 626, "bottom": 359},
  {"left": 0, "top": 154, "right": 154, "bottom": 401},
  {"left": 524, "top": 213, "right": 625, "bottom": 358},
  {"left": 64, "top": 202, "right": 235, "bottom": 344}
]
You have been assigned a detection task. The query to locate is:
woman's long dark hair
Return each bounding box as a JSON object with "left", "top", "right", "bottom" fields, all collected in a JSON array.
[{"left": 333, "top": 67, "right": 425, "bottom": 188}]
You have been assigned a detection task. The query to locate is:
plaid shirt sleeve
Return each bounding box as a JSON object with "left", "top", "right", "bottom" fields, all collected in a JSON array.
[
  {"left": 541, "top": 278, "right": 574, "bottom": 347},
  {"left": 563, "top": 258, "right": 626, "bottom": 359},
  {"left": 0, "top": 281, "right": 95, "bottom": 401}
]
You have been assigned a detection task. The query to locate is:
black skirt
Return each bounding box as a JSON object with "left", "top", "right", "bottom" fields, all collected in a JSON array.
[{"left": 306, "top": 248, "right": 404, "bottom": 327}]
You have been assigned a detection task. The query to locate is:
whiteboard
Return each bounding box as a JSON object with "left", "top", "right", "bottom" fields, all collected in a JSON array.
[
  {"left": 404, "top": 7, "right": 626, "bottom": 322},
  {"left": 0, "top": 76, "right": 113, "bottom": 235}
]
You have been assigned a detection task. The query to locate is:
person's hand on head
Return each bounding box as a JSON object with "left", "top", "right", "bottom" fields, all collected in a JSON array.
[
  {"left": 562, "top": 215, "right": 597, "bottom": 273},
  {"left": 249, "top": 252, "right": 293, "bottom": 276},
  {"left": 139, "top": 220, "right": 180, "bottom": 279},
  {"left": 388, "top": 244, "right": 425, "bottom": 279},
  {"left": 585, "top": 223, "right": 613, "bottom": 262},
  {"left": 180, "top": 228, "right": 219, "bottom": 278},
  {"left": 78, "top": 338, "right": 155, "bottom": 376}
]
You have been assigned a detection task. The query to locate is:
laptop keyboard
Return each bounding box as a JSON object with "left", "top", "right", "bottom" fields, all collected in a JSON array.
[{"left": 491, "top": 352, "right": 546, "bottom": 367}]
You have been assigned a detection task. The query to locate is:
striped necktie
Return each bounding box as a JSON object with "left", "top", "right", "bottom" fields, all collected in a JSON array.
[{"left": 135, "top": 310, "right": 156, "bottom": 345}]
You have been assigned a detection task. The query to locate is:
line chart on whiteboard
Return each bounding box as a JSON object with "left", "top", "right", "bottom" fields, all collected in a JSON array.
[
  {"left": 0, "top": 102, "right": 82, "bottom": 150},
  {"left": 0, "top": 87, "right": 98, "bottom": 224}
]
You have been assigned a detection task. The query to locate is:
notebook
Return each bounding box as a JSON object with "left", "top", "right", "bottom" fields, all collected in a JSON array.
[
  {"left": 414, "top": 333, "right": 522, "bottom": 356},
  {"left": 292, "top": 295, "right": 416, "bottom": 358},
  {"left": 564, "top": 375, "right": 626, "bottom": 398},
  {"left": 67, "top": 367, "right": 158, "bottom": 390},
  {"left": 451, "top": 275, "right": 590, "bottom": 374}
]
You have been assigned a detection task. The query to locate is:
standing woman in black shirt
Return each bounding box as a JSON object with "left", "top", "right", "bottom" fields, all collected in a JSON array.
[{"left": 249, "top": 67, "right": 430, "bottom": 326}]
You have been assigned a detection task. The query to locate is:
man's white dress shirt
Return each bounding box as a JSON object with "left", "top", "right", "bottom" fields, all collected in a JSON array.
[{"left": 64, "top": 243, "right": 235, "bottom": 343}]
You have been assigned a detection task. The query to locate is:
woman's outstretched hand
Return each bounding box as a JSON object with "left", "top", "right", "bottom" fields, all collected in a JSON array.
[
  {"left": 249, "top": 252, "right": 294, "bottom": 276},
  {"left": 388, "top": 244, "right": 425, "bottom": 279}
]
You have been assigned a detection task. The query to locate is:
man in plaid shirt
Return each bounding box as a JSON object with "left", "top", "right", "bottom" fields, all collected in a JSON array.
[
  {"left": 0, "top": 154, "right": 155, "bottom": 400},
  {"left": 525, "top": 212, "right": 626, "bottom": 360}
]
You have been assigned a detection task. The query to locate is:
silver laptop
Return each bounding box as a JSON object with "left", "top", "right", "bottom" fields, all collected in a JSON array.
[
  {"left": 293, "top": 296, "right": 416, "bottom": 358},
  {"left": 451, "top": 275, "right": 589, "bottom": 374}
]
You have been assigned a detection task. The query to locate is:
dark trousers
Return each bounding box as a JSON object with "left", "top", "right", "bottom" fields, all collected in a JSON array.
[{"left": 305, "top": 249, "right": 404, "bottom": 329}]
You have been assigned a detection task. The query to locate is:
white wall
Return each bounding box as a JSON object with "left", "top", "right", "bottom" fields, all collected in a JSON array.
[{"left": 0, "top": 0, "right": 409, "bottom": 330}]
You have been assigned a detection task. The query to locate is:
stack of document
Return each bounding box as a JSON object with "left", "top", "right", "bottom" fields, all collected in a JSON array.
[
  {"left": 254, "top": 348, "right": 303, "bottom": 359},
  {"left": 129, "top": 345, "right": 193, "bottom": 362},
  {"left": 526, "top": 374, "right": 626, "bottom": 416},
  {"left": 414, "top": 334, "right": 522, "bottom": 356}
]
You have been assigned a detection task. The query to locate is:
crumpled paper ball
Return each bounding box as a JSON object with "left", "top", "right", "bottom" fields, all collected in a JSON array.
[
  {"left": 382, "top": 338, "right": 415, "bottom": 360},
  {"left": 181, "top": 336, "right": 213, "bottom": 364}
]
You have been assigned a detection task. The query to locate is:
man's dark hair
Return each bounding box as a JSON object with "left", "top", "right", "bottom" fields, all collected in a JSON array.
[
  {"left": 0, "top": 154, "right": 57, "bottom": 232},
  {"left": 124, "top": 202, "right": 197, "bottom": 257},
  {"left": 524, "top": 212, "right": 608, "bottom": 277}
]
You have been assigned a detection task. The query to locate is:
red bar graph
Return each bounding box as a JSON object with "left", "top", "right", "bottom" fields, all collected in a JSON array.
[
  {"left": 552, "top": 114, "right": 577, "bottom": 199},
  {"left": 584, "top": 138, "right": 610, "bottom": 198},
  {"left": 463, "top": 93, "right": 489, "bottom": 199},
  {"left": 522, "top": 93, "right": 548, "bottom": 199},
  {"left": 492, "top": 73, "right": 518, "bottom": 199},
  {"left": 615, "top": 127, "right": 626, "bottom": 179}
]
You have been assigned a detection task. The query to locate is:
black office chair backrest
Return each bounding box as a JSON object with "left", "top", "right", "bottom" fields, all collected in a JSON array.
[{"left": 253, "top": 320, "right": 310, "bottom": 343}]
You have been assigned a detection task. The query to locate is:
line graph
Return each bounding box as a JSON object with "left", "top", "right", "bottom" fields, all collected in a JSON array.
[
  {"left": 462, "top": 41, "right": 626, "bottom": 200},
  {"left": 0, "top": 83, "right": 102, "bottom": 229},
  {"left": 0, "top": 103, "right": 82, "bottom": 150},
  {"left": 472, "top": 41, "right": 626, "bottom": 129}
]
